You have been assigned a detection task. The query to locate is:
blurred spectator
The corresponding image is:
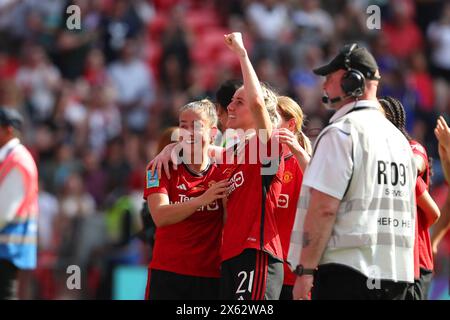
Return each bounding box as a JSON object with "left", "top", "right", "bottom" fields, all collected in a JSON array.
[
  {"left": 159, "top": 12, "right": 191, "bottom": 93},
  {"left": 85, "top": 85, "right": 121, "bottom": 155},
  {"left": 246, "top": 0, "right": 290, "bottom": 42},
  {"left": 383, "top": 0, "right": 423, "bottom": 59},
  {"left": 57, "top": 172, "right": 96, "bottom": 277},
  {"left": 82, "top": 150, "right": 107, "bottom": 208},
  {"left": 53, "top": 0, "right": 100, "bottom": 80},
  {"left": 334, "top": 0, "right": 370, "bottom": 43},
  {"left": 51, "top": 81, "right": 87, "bottom": 147},
  {"left": 60, "top": 172, "right": 96, "bottom": 219},
  {"left": 0, "top": 79, "right": 23, "bottom": 115},
  {"left": 15, "top": 44, "right": 61, "bottom": 122},
  {"left": 408, "top": 51, "right": 435, "bottom": 113},
  {"left": 103, "top": 137, "right": 131, "bottom": 198},
  {"left": 101, "top": 0, "right": 144, "bottom": 62},
  {"left": 0, "top": 49, "right": 18, "bottom": 80},
  {"left": 37, "top": 180, "right": 59, "bottom": 252},
  {"left": 246, "top": 0, "right": 291, "bottom": 64},
  {"left": 379, "top": 66, "right": 417, "bottom": 133},
  {"left": 83, "top": 48, "right": 109, "bottom": 87},
  {"left": 108, "top": 38, "right": 155, "bottom": 132},
  {"left": 53, "top": 143, "right": 80, "bottom": 191},
  {"left": 292, "top": 0, "right": 334, "bottom": 43},
  {"left": 33, "top": 123, "right": 58, "bottom": 192},
  {"left": 427, "top": 2, "right": 450, "bottom": 83},
  {"left": 289, "top": 45, "right": 323, "bottom": 115}
]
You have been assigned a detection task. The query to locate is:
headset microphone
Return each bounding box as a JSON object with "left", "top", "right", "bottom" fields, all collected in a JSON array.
[{"left": 322, "top": 95, "right": 346, "bottom": 104}]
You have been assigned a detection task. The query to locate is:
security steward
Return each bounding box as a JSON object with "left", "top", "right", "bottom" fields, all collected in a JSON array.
[
  {"left": 287, "top": 44, "right": 417, "bottom": 300},
  {"left": 0, "top": 107, "right": 38, "bottom": 299}
]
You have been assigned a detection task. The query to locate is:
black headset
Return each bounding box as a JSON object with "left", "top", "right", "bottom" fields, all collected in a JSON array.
[{"left": 341, "top": 43, "right": 365, "bottom": 98}]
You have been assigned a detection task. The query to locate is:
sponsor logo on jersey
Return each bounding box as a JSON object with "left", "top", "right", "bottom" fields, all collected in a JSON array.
[
  {"left": 277, "top": 194, "right": 289, "bottom": 208},
  {"left": 146, "top": 170, "right": 159, "bottom": 188},
  {"left": 228, "top": 171, "right": 244, "bottom": 194},
  {"left": 173, "top": 194, "right": 219, "bottom": 211}
]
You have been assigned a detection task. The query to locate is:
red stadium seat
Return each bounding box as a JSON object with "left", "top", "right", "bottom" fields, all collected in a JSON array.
[{"left": 183, "top": 9, "right": 220, "bottom": 36}]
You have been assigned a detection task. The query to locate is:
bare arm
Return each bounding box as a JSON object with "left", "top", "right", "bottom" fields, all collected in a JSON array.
[
  {"left": 417, "top": 189, "right": 441, "bottom": 227},
  {"left": 431, "top": 192, "right": 450, "bottom": 254},
  {"left": 224, "top": 32, "right": 273, "bottom": 139},
  {"left": 274, "top": 128, "right": 311, "bottom": 171},
  {"left": 298, "top": 189, "right": 341, "bottom": 269},
  {"left": 438, "top": 143, "right": 450, "bottom": 183},
  {"left": 435, "top": 116, "right": 450, "bottom": 181},
  {"left": 147, "top": 180, "right": 228, "bottom": 227},
  {"left": 292, "top": 189, "right": 340, "bottom": 300}
]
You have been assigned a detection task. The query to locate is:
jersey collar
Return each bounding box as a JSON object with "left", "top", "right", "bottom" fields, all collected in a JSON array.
[
  {"left": 0, "top": 138, "right": 20, "bottom": 163},
  {"left": 329, "top": 100, "right": 380, "bottom": 123},
  {"left": 182, "top": 161, "right": 212, "bottom": 177}
]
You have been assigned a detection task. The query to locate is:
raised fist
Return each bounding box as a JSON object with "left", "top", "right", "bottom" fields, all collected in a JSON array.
[{"left": 224, "top": 32, "right": 246, "bottom": 56}]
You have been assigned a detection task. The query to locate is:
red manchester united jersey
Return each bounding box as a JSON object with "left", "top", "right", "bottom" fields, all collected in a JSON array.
[
  {"left": 275, "top": 155, "right": 303, "bottom": 286},
  {"left": 143, "top": 162, "right": 223, "bottom": 278},
  {"left": 216, "top": 134, "right": 284, "bottom": 262},
  {"left": 410, "top": 140, "right": 433, "bottom": 272}
]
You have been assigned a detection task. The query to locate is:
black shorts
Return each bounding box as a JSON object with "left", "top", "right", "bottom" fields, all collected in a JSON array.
[
  {"left": 0, "top": 259, "right": 18, "bottom": 300},
  {"left": 279, "top": 285, "right": 293, "bottom": 300},
  {"left": 312, "top": 263, "right": 410, "bottom": 300},
  {"left": 407, "top": 268, "right": 433, "bottom": 300},
  {"left": 219, "top": 249, "right": 283, "bottom": 300},
  {"left": 145, "top": 268, "right": 220, "bottom": 300}
]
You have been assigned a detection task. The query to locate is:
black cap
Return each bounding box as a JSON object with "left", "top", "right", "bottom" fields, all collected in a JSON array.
[
  {"left": 313, "top": 44, "right": 380, "bottom": 80},
  {"left": 0, "top": 107, "right": 23, "bottom": 130}
]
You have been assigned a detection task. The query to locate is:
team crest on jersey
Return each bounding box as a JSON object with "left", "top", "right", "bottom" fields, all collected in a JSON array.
[
  {"left": 283, "top": 171, "right": 294, "bottom": 183},
  {"left": 191, "top": 185, "right": 206, "bottom": 193},
  {"left": 146, "top": 170, "right": 159, "bottom": 188}
]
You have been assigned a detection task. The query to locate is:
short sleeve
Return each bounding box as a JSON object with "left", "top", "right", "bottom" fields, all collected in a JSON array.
[
  {"left": 302, "top": 127, "right": 353, "bottom": 200},
  {"left": 415, "top": 176, "right": 427, "bottom": 198},
  {"left": 143, "top": 169, "right": 169, "bottom": 200}
]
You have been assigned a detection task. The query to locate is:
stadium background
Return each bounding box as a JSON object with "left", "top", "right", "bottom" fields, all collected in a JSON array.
[{"left": 0, "top": 0, "right": 449, "bottom": 299}]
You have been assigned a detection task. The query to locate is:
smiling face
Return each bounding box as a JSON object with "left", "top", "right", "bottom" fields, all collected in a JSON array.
[
  {"left": 226, "top": 87, "right": 255, "bottom": 131},
  {"left": 179, "top": 109, "right": 212, "bottom": 153}
]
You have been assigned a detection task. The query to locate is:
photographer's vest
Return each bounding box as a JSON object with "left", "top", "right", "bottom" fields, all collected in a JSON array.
[
  {"left": 290, "top": 106, "right": 416, "bottom": 283},
  {"left": 0, "top": 141, "right": 38, "bottom": 269}
]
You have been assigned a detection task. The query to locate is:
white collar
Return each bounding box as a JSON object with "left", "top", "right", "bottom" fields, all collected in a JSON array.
[
  {"left": 329, "top": 100, "right": 380, "bottom": 123},
  {"left": 0, "top": 138, "right": 20, "bottom": 163}
]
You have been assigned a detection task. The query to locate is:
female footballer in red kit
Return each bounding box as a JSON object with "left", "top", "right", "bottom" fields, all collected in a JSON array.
[{"left": 143, "top": 99, "right": 228, "bottom": 300}]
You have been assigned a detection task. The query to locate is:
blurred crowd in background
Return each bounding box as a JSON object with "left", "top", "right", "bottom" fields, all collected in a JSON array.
[{"left": 0, "top": 0, "right": 449, "bottom": 299}]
